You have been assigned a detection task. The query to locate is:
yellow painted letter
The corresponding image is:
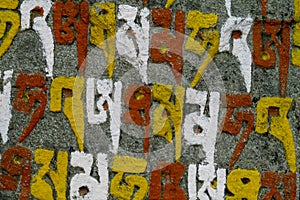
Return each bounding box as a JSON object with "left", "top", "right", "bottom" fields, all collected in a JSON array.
[
  {"left": 292, "top": 0, "right": 300, "bottom": 67},
  {"left": 110, "top": 155, "right": 148, "bottom": 200},
  {"left": 0, "top": 0, "right": 20, "bottom": 57},
  {"left": 31, "top": 148, "right": 68, "bottom": 200},
  {"left": 256, "top": 97, "right": 296, "bottom": 173},
  {"left": 185, "top": 10, "right": 219, "bottom": 87},
  {"left": 226, "top": 168, "right": 261, "bottom": 200},
  {"left": 50, "top": 76, "right": 85, "bottom": 151},
  {"left": 152, "top": 84, "right": 185, "bottom": 162},
  {"left": 90, "top": 3, "right": 116, "bottom": 77}
]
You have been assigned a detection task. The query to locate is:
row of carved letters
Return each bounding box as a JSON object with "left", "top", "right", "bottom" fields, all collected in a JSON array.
[
  {"left": 0, "top": 72, "right": 297, "bottom": 198},
  {"left": 0, "top": 146, "right": 297, "bottom": 199},
  {"left": 0, "top": 72, "right": 296, "bottom": 169},
  {"left": 0, "top": 0, "right": 299, "bottom": 96}
]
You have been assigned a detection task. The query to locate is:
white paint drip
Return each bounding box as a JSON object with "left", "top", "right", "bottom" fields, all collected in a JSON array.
[
  {"left": 183, "top": 89, "right": 220, "bottom": 166},
  {"left": 70, "top": 151, "right": 108, "bottom": 200},
  {"left": 0, "top": 70, "right": 13, "bottom": 144},
  {"left": 20, "top": 0, "right": 54, "bottom": 78},
  {"left": 86, "top": 78, "right": 122, "bottom": 154},
  {"left": 116, "top": 5, "right": 150, "bottom": 84},
  {"left": 219, "top": 0, "right": 253, "bottom": 92}
]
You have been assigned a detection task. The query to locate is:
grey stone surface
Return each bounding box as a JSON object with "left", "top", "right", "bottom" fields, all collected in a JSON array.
[{"left": 0, "top": 0, "right": 299, "bottom": 199}]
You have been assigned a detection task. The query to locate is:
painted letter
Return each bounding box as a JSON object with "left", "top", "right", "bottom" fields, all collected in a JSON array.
[
  {"left": 185, "top": 10, "right": 219, "bottom": 87},
  {"left": 188, "top": 164, "right": 226, "bottom": 200},
  {"left": 0, "top": 146, "right": 31, "bottom": 200},
  {"left": 253, "top": 0, "right": 290, "bottom": 97},
  {"left": 219, "top": 0, "right": 253, "bottom": 92},
  {"left": 0, "top": 70, "right": 13, "bottom": 144},
  {"left": 110, "top": 155, "right": 148, "bottom": 200},
  {"left": 226, "top": 168, "right": 260, "bottom": 200},
  {"left": 50, "top": 76, "right": 85, "bottom": 151},
  {"left": 183, "top": 89, "right": 220, "bottom": 165},
  {"left": 151, "top": 8, "right": 185, "bottom": 83},
  {"left": 0, "top": 0, "right": 20, "bottom": 58},
  {"left": 152, "top": 84, "right": 185, "bottom": 162},
  {"left": 292, "top": 0, "right": 300, "bottom": 67},
  {"left": 86, "top": 78, "right": 122, "bottom": 153},
  {"left": 221, "top": 94, "right": 254, "bottom": 169},
  {"left": 20, "top": 0, "right": 54, "bottom": 77},
  {"left": 31, "top": 148, "right": 68, "bottom": 200},
  {"left": 70, "top": 151, "right": 108, "bottom": 200},
  {"left": 123, "top": 85, "right": 151, "bottom": 154},
  {"left": 150, "top": 163, "right": 187, "bottom": 199},
  {"left": 256, "top": 97, "right": 296, "bottom": 173},
  {"left": 261, "top": 172, "right": 296, "bottom": 200},
  {"left": 53, "top": 0, "right": 89, "bottom": 74},
  {"left": 13, "top": 72, "right": 47, "bottom": 142},
  {"left": 90, "top": 2, "right": 116, "bottom": 77},
  {"left": 117, "top": 5, "right": 150, "bottom": 83}
]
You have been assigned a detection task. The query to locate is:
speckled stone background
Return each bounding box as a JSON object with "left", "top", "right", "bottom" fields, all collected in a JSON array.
[{"left": 0, "top": 0, "right": 299, "bottom": 199}]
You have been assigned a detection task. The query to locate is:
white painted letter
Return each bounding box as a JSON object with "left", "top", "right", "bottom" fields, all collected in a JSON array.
[
  {"left": 70, "top": 151, "right": 108, "bottom": 200},
  {"left": 219, "top": 0, "right": 253, "bottom": 92},
  {"left": 116, "top": 5, "right": 150, "bottom": 83},
  {"left": 183, "top": 89, "right": 220, "bottom": 165},
  {"left": 188, "top": 164, "right": 226, "bottom": 200},
  {"left": 86, "top": 78, "right": 122, "bottom": 153},
  {"left": 20, "top": 0, "right": 54, "bottom": 77},
  {"left": 0, "top": 70, "right": 13, "bottom": 144}
]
